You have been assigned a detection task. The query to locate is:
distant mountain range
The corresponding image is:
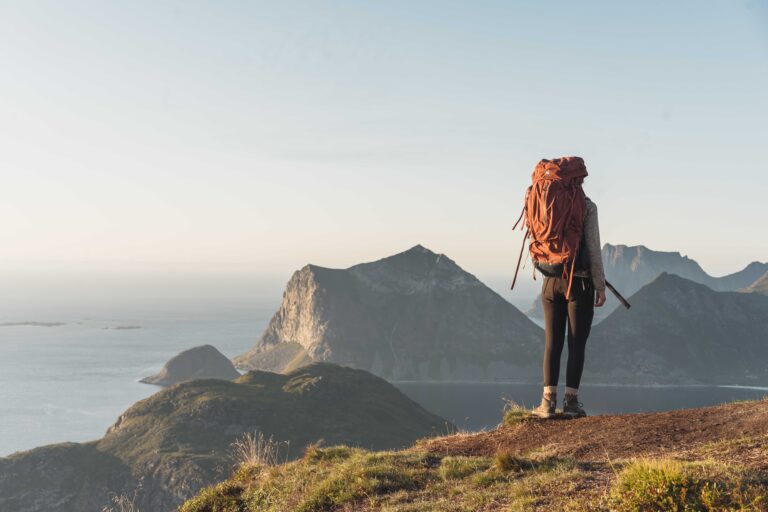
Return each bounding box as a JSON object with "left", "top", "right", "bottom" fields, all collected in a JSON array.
[
  {"left": 527, "top": 243, "right": 768, "bottom": 320},
  {"left": 586, "top": 272, "right": 768, "bottom": 384},
  {"left": 602, "top": 244, "right": 768, "bottom": 292},
  {"left": 234, "top": 245, "right": 542, "bottom": 381},
  {"left": 0, "top": 363, "right": 445, "bottom": 512},
  {"left": 234, "top": 244, "right": 768, "bottom": 385}
]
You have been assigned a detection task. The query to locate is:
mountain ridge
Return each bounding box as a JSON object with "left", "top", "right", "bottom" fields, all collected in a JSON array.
[
  {"left": 585, "top": 271, "right": 768, "bottom": 384},
  {"left": 742, "top": 270, "right": 768, "bottom": 295},
  {"left": 526, "top": 243, "right": 768, "bottom": 319}
]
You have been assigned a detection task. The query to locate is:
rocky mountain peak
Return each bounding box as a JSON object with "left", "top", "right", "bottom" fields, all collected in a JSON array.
[
  {"left": 603, "top": 243, "right": 703, "bottom": 270},
  {"left": 650, "top": 271, "right": 706, "bottom": 290},
  {"left": 354, "top": 244, "right": 449, "bottom": 269},
  {"left": 235, "top": 246, "right": 541, "bottom": 380},
  {"left": 347, "top": 244, "right": 476, "bottom": 294},
  {"left": 405, "top": 243, "right": 431, "bottom": 253},
  {"left": 587, "top": 273, "right": 768, "bottom": 385},
  {"left": 728, "top": 261, "right": 768, "bottom": 287}
]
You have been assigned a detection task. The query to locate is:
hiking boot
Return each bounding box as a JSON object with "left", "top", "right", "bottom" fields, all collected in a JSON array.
[
  {"left": 531, "top": 394, "right": 557, "bottom": 419},
  {"left": 563, "top": 395, "right": 587, "bottom": 418}
]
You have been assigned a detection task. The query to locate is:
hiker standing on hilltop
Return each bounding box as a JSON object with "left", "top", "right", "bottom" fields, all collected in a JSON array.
[{"left": 511, "top": 156, "right": 606, "bottom": 419}]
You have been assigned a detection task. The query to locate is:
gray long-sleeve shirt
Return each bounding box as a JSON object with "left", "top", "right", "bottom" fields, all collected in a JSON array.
[{"left": 583, "top": 197, "right": 606, "bottom": 291}]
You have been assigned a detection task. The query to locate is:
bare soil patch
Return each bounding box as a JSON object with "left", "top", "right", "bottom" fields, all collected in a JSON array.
[{"left": 423, "top": 398, "right": 768, "bottom": 463}]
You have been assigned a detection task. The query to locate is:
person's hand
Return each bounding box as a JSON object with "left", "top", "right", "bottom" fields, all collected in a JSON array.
[{"left": 595, "top": 289, "right": 606, "bottom": 307}]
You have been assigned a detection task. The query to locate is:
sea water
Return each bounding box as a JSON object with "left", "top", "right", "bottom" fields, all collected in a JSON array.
[
  {"left": 0, "top": 295, "right": 273, "bottom": 456},
  {"left": 1, "top": 291, "right": 765, "bottom": 456}
]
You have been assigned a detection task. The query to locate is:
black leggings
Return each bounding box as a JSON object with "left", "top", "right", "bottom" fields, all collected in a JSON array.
[{"left": 541, "top": 276, "right": 595, "bottom": 389}]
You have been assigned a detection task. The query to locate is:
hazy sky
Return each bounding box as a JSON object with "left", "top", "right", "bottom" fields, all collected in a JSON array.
[{"left": 1, "top": 1, "right": 767, "bottom": 299}]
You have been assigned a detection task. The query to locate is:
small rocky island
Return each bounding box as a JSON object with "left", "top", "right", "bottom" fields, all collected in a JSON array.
[
  {"left": 0, "top": 321, "right": 66, "bottom": 327},
  {"left": 141, "top": 344, "right": 241, "bottom": 387}
]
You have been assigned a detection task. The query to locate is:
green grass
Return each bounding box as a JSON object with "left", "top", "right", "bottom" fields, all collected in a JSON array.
[
  {"left": 303, "top": 444, "right": 355, "bottom": 462},
  {"left": 494, "top": 451, "right": 530, "bottom": 472},
  {"left": 502, "top": 401, "right": 534, "bottom": 426},
  {"left": 180, "top": 427, "right": 768, "bottom": 512},
  {"left": 180, "top": 443, "right": 602, "bottom": 512},
  {"left": 438, "top": 456, "right": 491, "bottom": 480},
  {"left": 180, "top": 447, "right": 440, "bottom": 512},
  {"left": 297, "top": 452, "right": 430, "bottom": 512},
  {"left": 610, "top": 458, "right": 768, "bottom": 511}
]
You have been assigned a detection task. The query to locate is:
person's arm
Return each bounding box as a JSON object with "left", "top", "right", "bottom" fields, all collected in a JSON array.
[{"left": 583, "top": 199, "right": 607, "bottom": 306}]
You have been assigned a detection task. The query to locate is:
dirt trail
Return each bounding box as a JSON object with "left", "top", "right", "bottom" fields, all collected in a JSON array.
[{"left": 423, "top": 398, "right": 768, "bottom": 464}]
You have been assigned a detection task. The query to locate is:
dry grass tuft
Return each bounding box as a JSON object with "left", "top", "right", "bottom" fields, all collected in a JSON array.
[
  {"left": 438, "top": 455, "right": 491, "bottom": 480},
  {"left": 230, "top": 431, "right": 283, "bottom": 468},
  {"left": 101, "top": 492, "right": 140, "bottom": 512},
  {"left": 495, "top": 451, "right": 530, "bottom": 473},
  {"left": 502, "top": 400, "right": 533, "bottom": 426}
]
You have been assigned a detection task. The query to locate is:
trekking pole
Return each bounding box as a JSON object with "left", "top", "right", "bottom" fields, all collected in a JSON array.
[{"left": 605, "top": 280, "right": 631, "bottom": 309}]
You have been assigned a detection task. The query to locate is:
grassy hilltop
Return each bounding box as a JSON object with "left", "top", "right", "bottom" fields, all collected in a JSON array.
[
  {"left": 181, "top": 397, "right": 768, "bottom": 512},
  {"left": 0, "top": 363, "right": 446, "bottom": 512}
]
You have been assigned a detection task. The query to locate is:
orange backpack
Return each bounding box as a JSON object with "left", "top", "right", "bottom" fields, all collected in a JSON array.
[{"left": 511, "top": 156, "right": 588, "bottom": 298}]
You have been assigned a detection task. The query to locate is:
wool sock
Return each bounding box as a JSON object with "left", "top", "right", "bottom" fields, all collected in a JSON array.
[{"left": 565, "top": 386, "right": 578, "bottom": 398}]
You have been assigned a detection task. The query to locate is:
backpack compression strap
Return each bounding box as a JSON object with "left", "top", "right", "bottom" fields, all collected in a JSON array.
[
  {"left": 510, "top": 189, "right": 530, "bottom": 290},
  {"left": 510, "top": 228, "right": 529, "bottom": 290}
]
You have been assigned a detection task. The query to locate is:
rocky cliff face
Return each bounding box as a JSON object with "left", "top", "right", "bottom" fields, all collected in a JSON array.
[
  {"left": 234, "top": 245, "right": 543, "bottom": 381},
  {"left": 140, "top": 344, "right": 240, "bottom": 387},
  {"left": 0, "top": 363, "right": 447, "bottom": 512},
  {"left": 602, "top": 244, "right": 709, "bottom": 292},
  {"left": 585, "top": 273, "right": 768, "bottom": 384},
  {"left": 527, "top": 243, "right": 768, "bottom": 320}
]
